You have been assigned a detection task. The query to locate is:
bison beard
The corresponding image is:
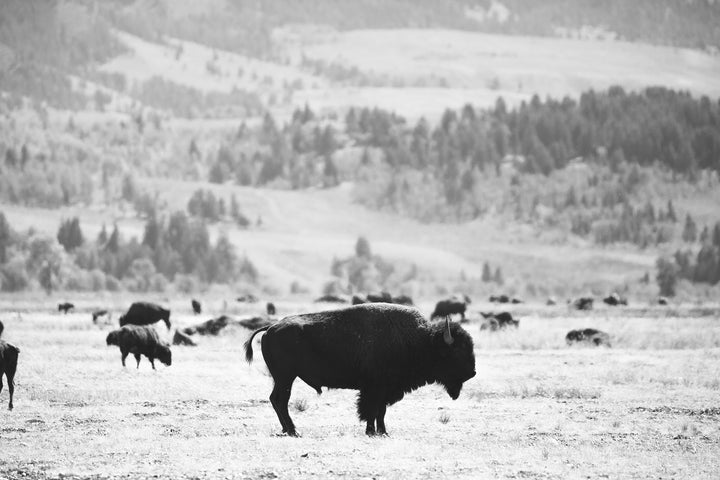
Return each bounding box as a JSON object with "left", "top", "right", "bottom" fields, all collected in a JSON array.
[{"left": 244, "top": 304, "right": 476, "bottom": 437}]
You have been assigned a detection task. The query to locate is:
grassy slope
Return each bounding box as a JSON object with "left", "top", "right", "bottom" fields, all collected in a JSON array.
[{"left": 0, "top": 303, "right": 719, "bottom": 479}]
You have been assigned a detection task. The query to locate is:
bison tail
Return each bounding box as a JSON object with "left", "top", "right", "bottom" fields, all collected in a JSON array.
[{"left": 243, "top": 325, "right": 270, "bottom": 363}]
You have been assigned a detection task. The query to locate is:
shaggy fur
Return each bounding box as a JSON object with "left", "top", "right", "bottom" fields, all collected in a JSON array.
[
  {"left": 244, "top": 303, "right": 476, "bottom": 437},
  {"left": 0, "top": 340, "right": 19, "bottom": 410},
  {"left": 119, "top": 302, "right": 171, "bottom": 330},
  {"left": 566, "top": 328, "right": 611, "bottom": 347},
  {"left": 106, "top": 325, "right": 172, "bottom": 369}
]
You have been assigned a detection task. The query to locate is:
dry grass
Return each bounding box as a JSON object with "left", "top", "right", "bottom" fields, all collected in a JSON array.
[{"left": 0, "top": 299, "right": 719, "bottom": 479}]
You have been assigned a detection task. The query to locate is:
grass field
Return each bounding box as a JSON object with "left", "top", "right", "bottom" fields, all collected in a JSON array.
[{"left": 1, "top": 298, "right": 719, "bottom": 479}]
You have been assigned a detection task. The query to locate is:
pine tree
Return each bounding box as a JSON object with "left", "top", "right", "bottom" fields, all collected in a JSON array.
[
  {"left": 481, "top": 262, "right": 492, "bottom": 282},
  {"left": 682, "top": 214, "right": 697, "bottom": 243}
]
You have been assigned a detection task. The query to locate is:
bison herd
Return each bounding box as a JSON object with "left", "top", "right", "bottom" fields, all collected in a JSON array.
[{"left": 0, "top": 289, "right": 663, "bottom": 435}]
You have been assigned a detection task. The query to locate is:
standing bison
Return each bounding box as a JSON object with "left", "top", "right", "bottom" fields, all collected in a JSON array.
[
  {"left": 58, "top": 302, "right": 75, "bottom": 314},
  {"left": 0, "top": 339, "right": 19, "bottom": 410},
  {"left": 244, "top": 303, "right": 476, "bottom": 437},
  {"left": 431, "top": 294, "right": 471, "bottom": 321},
  {"left": 119, "top": 302, "right": 171, "bottom": 330},
  {"left": 106, "top": 325, "right": 172, "bottom": 369}
]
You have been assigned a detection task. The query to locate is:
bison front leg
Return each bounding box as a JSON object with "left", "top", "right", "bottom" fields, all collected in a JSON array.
[
  {"left": 357, "top": 389, "right": 382, "bottom": 436},
  {"left": 120, "top": 348, "right": 129, "bottom": 367},
  {"left": 7, "top": 373, "right": 14, "bottom": 411},
  {"left": 134, "top": 353, "right": 142, "bottom": 369},
  {"left": 376, "top": 403, "right": 387, "bottom": 435}
]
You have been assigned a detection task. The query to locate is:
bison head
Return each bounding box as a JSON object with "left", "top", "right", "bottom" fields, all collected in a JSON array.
[
  {"left": 432, "top": 318, "right": 476, "bottom": 400},
  {"left": 154, "top": 343, "right": 172, "bottom": 366}
]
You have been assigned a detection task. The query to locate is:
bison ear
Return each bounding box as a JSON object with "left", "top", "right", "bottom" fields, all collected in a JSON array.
[{"left": 443, "top": 317, "right": 454, "bottom": 345}]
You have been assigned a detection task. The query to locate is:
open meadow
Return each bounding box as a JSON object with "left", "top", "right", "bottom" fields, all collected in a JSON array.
[{"left": 1, "top": 297, "right": 720, "bottom": 479}]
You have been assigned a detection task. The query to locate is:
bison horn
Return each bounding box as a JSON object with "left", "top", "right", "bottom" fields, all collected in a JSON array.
[{"left": 443, "top": 317, "right": 454, "bottom": 345}]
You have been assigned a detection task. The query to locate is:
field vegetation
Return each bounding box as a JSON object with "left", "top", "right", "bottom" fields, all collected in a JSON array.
[{"left": 0, "top": 299, "right": 719, "bottom": 478}]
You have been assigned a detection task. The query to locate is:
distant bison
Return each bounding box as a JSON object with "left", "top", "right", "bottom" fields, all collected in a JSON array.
[
  {"left": 191, "top": 299, "right": 202, "bottom": 314},
  {"left": 391, "top": 294, "right": 414, "bottom": 306},
  {"left": 657, "top": 297, "right": 669, "bottom": 306},
  {"left": 106, "top": 325, "right": 172, "bottom": 369},
  {"left": 58, "top": 302, "right": 74, "bottom": 314},
  {"left": 0, "top": 339, "right": 19, "bottom": 410},
  {"left": 571, "top": 297, "right": 594, "bottom": 311},
  {"left": 546, "top": 297, "right": 557, "bottom": 306},
  {"left": 352, "top": 295, "right": 367, "bottom": 305},
  {"left": 480, "top": 311, "right": 519, "bottom": 329},
  {"left": 314, "top": 295, "right": 348, "bottom": 304},
  {"left": 565, "top": 328, "right": 611, "bottom": 347},
  {"left": 236, "top": 294, "right": 259, "bottom": 303},
  {"left": 182, "top": 315, "right": 230, "bottom": 336},
  {"left": 238, "top": 316, "right": 273, "bottom": 330},
  {"left": 489, "top": 295, "right": 509, "bottom": 304},
  {"left": 119, "top": 302, "right": 171, "bottom": 330},
  {"left": 366, "top": 291, "right": 392, "bottom": 303},
  {"left": 244, "top": 303, "right": 476, "bottom": 436},
  {"left": 431, "top": 295, "right": 471, "bottom": 321},
  {"left": 172, "top": 329, "right": 197, "bottom": 347},
  {"left": 91, "top": 309, "right": 109, "bottom": 324},
  {"left": 266, "top": 302, "right": 276, "bottom": 316},
  {"left": 603, "top": 293, "right": 628, "bottom": 306}
]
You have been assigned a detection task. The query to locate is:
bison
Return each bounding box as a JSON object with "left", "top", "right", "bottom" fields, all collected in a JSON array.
[
  {"left": 565, "top": 328, "right": 611, "bottom": 347},
  {"left": 366, "top": 291, "right": 392, "bottom": 303},
  {"left": 657, "top": 296, "right": 669, "bottom": 306},
  {"left": 238, "top": 316, "right": 273, "bottom": 330},
  {"left": 106, "top": 325, "right": 172, "bottom": 369},
  {"left": 182, "top": 315, "right": 230, "bottom": 336},
  {"left": 0, "top": 339, "right": 19, "bottom": 410},
  {"left": 603, "top": 293, "right": 628, "bottom": 306},
  {"left": 191, "top": 299, "right": 202, "bottom": 314},
  {"left": 119, "top": 302, "right": 171, "bottom": 330},
  {"left": 480, "top": 311, "right": 519, "bottom": 329},
  {"left": 172, "top": 329, "right": 197, "bottom": 347},
  {"left": 244, "top": 303, "right": 476, "bottom": 437},
  {"left": 489, "top": 295, "right": 509, "bottom": 303},
  {"left": 571, "top": 297, "right": 594, "bottom": 311},
  {"left": 58, "top": 302, "right": 74, "bottom": 314},
  {"left": 266, "top": 302, "right": 276, "bottom": 316},
  {"left": 431, "top": 295, "right": 471, "bottom": 321},
  {"left": 91, "top": 309, "right": 109, "bottom": 324},
  {"left": 314, "top": 295, "right": 348, "bottom": 304},
  {"left": 351, "top": 295, "right": 367, "bottom": 305},
  {"left": 236, "top": 294, "right": 259, "bottom": 303}
]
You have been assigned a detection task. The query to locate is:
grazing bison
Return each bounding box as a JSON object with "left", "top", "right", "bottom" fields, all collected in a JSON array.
[
  {"left": 480, "top": 312, "right": 519, "bottom": 329},
  {"left": 106, "top": 325, "right": 172, "bottom": 369},
  {"left": 266, "top": 302, "right": 276, "bottom": 316},
  {"left": 352, "top": 295, "right": 367, "bottom": 305},
  {"left": 603, "top": 293, "right": 628, "bottom": 306},
  {"left": 571, "top": 297, "right": 594, "bottom": 311},
  {"left": 238, "top": 316, "right": 273, "bottom": 330},
  {"left": 119, "top": 302, "right": 171, "bottom": 330},
  {"left": 244, "top": 303, "right": 476, "bottom": 437},
  {"left": 91, "top": 309, "right": 109, "bottom": 324},
  {"left": 391, "top": 294, "right": 414, "bottom": 306},
  {"left": 58, "top": 302, "right": 74, "bottom": 314},
  {"left": 657, "top": 296, "right": 669, "bottom": 306},
  {"left": 546, "top": 297, "right": 557, "bottom": 306},
  {"left": 0, "top": 340, "right": 19, "bottom": 410},
  {"left": 172, "top": 329, "right": 197, "bottom": 347},
  {"left": 182, "top": 315, "right": 230, "bottom": 336},
  {"left": 191, "top": 299, "right": 202, "bottom": 314},
  {"left": 489, "top": 295, "right": 509, "bottom": 304},
  {"left": 236, "top": 294, "right": 259, "bottom": 303},
  {"left": 314, "top": 295, "right": 348, "bottom": 304},
  {"left": 366, "top": 291, "right": 392, "bottom": 303},
  {"left": 510, "top": 297, "right": 523, "bottom": 304},
  {"left": 431, "top": 295, "right": 471, "bottom": 321},
  {"left": 565, "top": 328, "right": 611, "bottom": 347}
]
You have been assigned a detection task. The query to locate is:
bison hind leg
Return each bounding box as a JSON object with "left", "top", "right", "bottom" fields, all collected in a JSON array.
[
  {"left": 269, "top": 376, "right": 298, "bottom": 437},
  {"left": 357, "top": 388, "right": 384, "bottom": 436}
]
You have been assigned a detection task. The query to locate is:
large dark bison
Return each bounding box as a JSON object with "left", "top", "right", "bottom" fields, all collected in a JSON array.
[
  {"left": 314, "top": 295, "right": 348, "bottom": 304},
  {"left": 58, "top": 302, "right": 74, "bottom": 314},
  {"left": 565, "top": 328, "right": 611, "bottom": 347},
  {"left": 106, "top": 325, "right": 172, "bottom": 369},
  {"left": 191, "top": 299, "right": 202, "bottom": 314},
  {"left": 480, "top": 312, "right": 519, "bottom": 330},
  {"left": 571, "top": 297, "right": 594, "bottom": 311},
  {"left": 603, "top": 293, "right": 628, "bottom": 306},
  {"left": 244, "top": 303, "right": 476, "bottom": 437},
  {"left": 0, "top": 339, "right": 19, "bottom": 410},
  {"left": 431, "top": 295, "right": 471, "bottom": 321},
  {"left": 119, "top": 302, "right": 171, "bottom": 330}
]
